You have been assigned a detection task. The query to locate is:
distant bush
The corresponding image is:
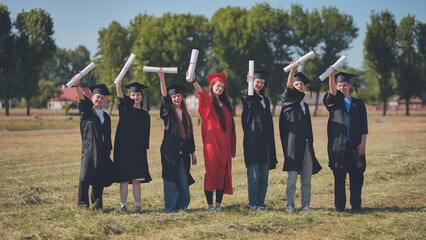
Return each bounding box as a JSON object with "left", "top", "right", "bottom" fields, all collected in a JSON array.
[{"left": 64, "top": 104, "right": 70, "bottom": 115}]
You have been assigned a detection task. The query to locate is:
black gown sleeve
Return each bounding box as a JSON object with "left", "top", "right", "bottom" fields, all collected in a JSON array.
[
  {"left": 160, "top": 95, "right": 174, "bottom": 119},
  {"left": 323, "top": 90, "right": 344, "bottom": 111},
  {"left": 78, "top": 96, "right": 94, "bottom": 120},
  {"left": 144, "top": 111, "right": 151, "bottom": 149},
  {"left": 281, "top": 87, "right": 305, "bottom": 110},
  {"left": 359, "top": 100, "right": 368, "bottom": 135},
  {"left": 118, "top": 95, "right": 135, "bottom": 117}
]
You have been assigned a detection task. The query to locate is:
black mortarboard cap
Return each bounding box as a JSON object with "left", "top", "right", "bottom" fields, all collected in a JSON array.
[
  {"left": 336, "top": 72, "right": 358, "bottom": 93},
  {"left": 167, "top": 83, "right": 185, "bottom": 96},
  {"left": 254, "top": 69, "right": 268, "bottom": 80},
  {"left": 89, "top": 84, "right": 111, "bottom": 96},
  {"left": 125, "top": 82, "right": 148, "bottom": 93},
  {"left": 336, "top": 72, "right": 356, "bottom": 83},
  {"left": 294, "top": 72, "right": 311, "bottom": 85}
]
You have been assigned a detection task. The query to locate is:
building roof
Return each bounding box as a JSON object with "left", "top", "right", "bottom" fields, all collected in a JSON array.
[{"left": 49, "top": 87, "right": 109, "bottom": 102}]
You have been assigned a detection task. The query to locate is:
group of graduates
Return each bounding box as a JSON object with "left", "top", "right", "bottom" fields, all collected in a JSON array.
[{"left": 72, "top": 60, "right": 368, "bottom": 214}]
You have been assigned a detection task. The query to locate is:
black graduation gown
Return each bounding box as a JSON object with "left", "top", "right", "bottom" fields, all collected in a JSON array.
[
  {"left": 323, "top": 91, "right": 368, "bottom": 171},
  {"left": 160, "top": 95, "right": 195, "bottom": 185},
  {"left": 78, "top": 96, "right": 114, "bottom": 187},
  {"left": 113, "top": 95, "right": 152, "bottom": 183},
  {"left": 240, "top": 89, "right": 277, "bottom": 169},
  {"left": 279, "top": 87, "right": 322, "bottom": 174}
]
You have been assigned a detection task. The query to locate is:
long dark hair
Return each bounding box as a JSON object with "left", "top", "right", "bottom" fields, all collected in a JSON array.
[
  {"left": 209, "top": 82, "right": 235, "bottom": 133},
  {"left": 172, "top": 98, "right": 193, "bottom": 139}
]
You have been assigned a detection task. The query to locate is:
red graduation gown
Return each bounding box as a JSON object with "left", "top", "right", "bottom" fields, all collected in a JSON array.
[{"left": 197, "top": 88, "right": 236, "bottom": 195}]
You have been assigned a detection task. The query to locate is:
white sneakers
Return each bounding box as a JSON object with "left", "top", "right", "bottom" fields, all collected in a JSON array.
[
  {"left": 302, "top": 206, "right": 312, "bottom": 211},
  {"left": 286, "top": 205, "right": 312, "bottom": 212},
  {"left": 208, "top": 207, "right": 223, "bottom": 212},
  {"left": 285, "top": 205, "right": 295, "bottom": 213}
]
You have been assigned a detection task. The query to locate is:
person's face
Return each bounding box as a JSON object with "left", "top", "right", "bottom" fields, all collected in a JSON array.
[
  {"left": 293, "top": 81, "right": 305, "bottom": 92},
  {"left": 254, "top": 78, "right": 265, "bottom": 93},
  {"left": 92, "top": 93, "right": 105, "bottom": 108},
  {"left": 212, "top": 81, "right": 225, "bottom": 96},
  {"left": 171, "top": 93, "right": 183, "bottom": 108},
  {"left": 130, "top": 92, "right": 143, "bottom": 104},
  {"left": 336, "top": 81, "right": 351, "bottom": 97}
]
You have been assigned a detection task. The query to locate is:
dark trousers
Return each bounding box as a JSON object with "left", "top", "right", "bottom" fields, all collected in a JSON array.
[
  {"left": 333, "top": 143, "right": 364, "bottom": 211},
  {"left": 78, "top": 180, "right": 104, "bottom": 209}
]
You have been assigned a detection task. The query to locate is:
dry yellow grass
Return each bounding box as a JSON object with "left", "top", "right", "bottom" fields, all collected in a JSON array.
[{"left": 0, "top": 110, "right": 425, "bottom": 239}]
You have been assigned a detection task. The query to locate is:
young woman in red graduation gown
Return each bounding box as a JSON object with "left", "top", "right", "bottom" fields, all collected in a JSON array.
[{"left": 189, "top": 71, "right": 236, "bottom": 212}]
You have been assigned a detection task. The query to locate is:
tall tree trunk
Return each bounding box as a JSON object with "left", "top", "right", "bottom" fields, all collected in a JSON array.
[
  {"left": 313, "top": 90, "right": 320, "bottom": 116},
  {"left": 26, "top": 97, "right": 31, "bottom": 116},
  {"left": 382, "top": 98, "right": 387, "bottom": 116},
  {"left": 4, "top": 99, "right": 10, "bottom": 116},
  {"left": 405, "top": 97, "right": 410, "bottom": 116}
]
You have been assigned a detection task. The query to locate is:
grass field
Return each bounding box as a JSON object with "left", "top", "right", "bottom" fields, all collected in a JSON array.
[{"left": 0, "top": 109, "right": 425, "bottom": 239}]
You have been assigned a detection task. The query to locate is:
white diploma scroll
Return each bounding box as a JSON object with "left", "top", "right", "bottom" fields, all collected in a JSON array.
[
  {"left": 114, "top": 53, "right": 136, "bottom": 85},
  {"left": 248, "top": 60, "right": 254, "bottom": 96},
  {"left": 143, "top": 66, "right": 178, "bottom": 74},
  {"left": 186, "top": 49, "right": 199, "bottom": 82},
  {"left": 283, "top": 51, "right": 316, "bottom": 72},
  {"left": 66, "top": 62, "right": 96, "bottom": 88},
  {"left": 319, "top": 55, "right": 347, "bottom": 81}
]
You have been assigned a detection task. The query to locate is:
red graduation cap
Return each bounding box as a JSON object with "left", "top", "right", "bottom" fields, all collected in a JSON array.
[{"left": 207, "top": 72, "right": 227, "bottom": 86}]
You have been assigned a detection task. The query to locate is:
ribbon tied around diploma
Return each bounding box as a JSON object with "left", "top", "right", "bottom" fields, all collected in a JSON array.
[
  {"left": 159, "top": 67, "right": 163, "bottom": 72},
  {"left": 78, "top": 71, "right": 83, "bottom": 77},
  {"left": 189, "top": 62, "right": 197, "bottom": 65}
]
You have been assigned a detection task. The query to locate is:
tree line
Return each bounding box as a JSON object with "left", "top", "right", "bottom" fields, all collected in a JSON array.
[{"left": 0, "top": 3, "right": 424, "bottom": 116}]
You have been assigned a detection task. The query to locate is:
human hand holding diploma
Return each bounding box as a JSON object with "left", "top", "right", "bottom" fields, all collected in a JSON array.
[
  {"left": 319, "top": 55, "right": 347, "bottom": 81},
  {"left": 248, "top": 60, "right": 254, "bottom": 96},
  {"left": 186, "top": 49, "right": 199, "bottom": 82},
  {"left": 114, "top": 53, "right": 136, "bottom": 85},
  {"left": 143, "top": 66, "right": 178, "bottom": 74},
  {"left": 66, "top": 62, "right": 96, "bottom": 88},
  {"left": 283, "top": 51, "right": 315, "bottom": 73}
]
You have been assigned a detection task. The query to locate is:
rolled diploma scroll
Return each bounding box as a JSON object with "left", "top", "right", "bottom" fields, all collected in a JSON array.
[
  {"left": 143, "top": 66, "right": 178, "bottom": 74},
  {"left": 319, "top": 55, "right": 347, "bottom": 81},
  {"left": 283, "top": 51, "right": 316, "bottom": 72},
  {"left": 114, "top": 53, "right": 136, "bottom": 85},
  {"left": 66, "top": 62, "right": 96, "bottom": 88},
  {"left": 248, "top": 60, "right": 254, "bottom": 96},
  {"left": 186, "top": 49, "right": 199, "bottom": 82}
]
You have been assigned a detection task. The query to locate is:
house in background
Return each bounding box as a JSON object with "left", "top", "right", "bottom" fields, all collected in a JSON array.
[{"left": 48, "top": 86, "right": 109, "bottom": 110}]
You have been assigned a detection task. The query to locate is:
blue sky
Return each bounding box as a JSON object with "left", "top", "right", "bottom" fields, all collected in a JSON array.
[{"left": 3, "top": 0, "right": 426, "bottom": 69}]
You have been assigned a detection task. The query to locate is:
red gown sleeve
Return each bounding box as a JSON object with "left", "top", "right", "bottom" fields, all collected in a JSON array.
[{"left": 197, "top": 88, "right": 211, "bottom": 119}]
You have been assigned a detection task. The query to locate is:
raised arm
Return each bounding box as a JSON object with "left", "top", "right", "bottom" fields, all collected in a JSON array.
[
  {"left": 187, "top": 71, "right": 202, "bottom": 93},
  {"left": 72, "top": 78, "right": 84, "bottom": 100},
  {"left": 328, "top": 67, "right": 337, "bottom": 96},
  {"left": 158, "top": 71, "right": 167, "bottom": 97},
  {"left": 116, "top": 79, "right": 124, "bottom": 99},
  {"left": 286, "top": 61, "right": 300, "bottom": 89}
]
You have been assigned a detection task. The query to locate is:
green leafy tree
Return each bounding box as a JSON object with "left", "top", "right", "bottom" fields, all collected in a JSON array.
[
  {"left": 247, "top": 3, "right": 293, "bottom": 115},
  {"left": 31, "top": 79, "right": 62, "bottom": 108},
  {"left": 291, "top": 5, "right": 358, "bottom": 116},
  {"left": 364, "top": 10, "right": 397, "bottom": 116},
  {"left": 211, "top": 6, "right": 252, "bottom": 111},
  {"left": 0, "top": 4, "right": 15, "bottom": 115},
  {"left": 95, "top": 21, "right": 130, "bottom": 114},
  {"left": 14, "top": 8, "right": 56, "bottom": 115},
  {"left": 42, "top": 45, "right": 95, "bottom": 86},
  {"left": 416, "top": 22, "right": 426, "bottom": 95},
  {"left": 395, "top": 15, "right": 423, "bottom": 115},
  {"left": 130, "top": 13, "right": 211, "bottom": 109}
]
